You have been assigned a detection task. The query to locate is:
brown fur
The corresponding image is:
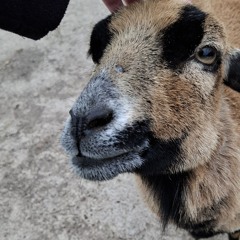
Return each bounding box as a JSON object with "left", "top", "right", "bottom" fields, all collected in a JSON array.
[{"left": 97, "top": 0, "right": 240, "bottom": 236}]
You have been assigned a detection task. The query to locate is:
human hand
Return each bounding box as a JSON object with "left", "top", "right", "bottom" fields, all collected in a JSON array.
[
  {"left": 103, "top": 0, "right": 192, "bottom": 12},
  {"left": 102, "top": 0, "right": 138, "bottom": 12}
]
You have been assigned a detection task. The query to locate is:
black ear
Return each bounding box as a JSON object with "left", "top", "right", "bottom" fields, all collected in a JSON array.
[
  {"left": 224, "top": 51, "right": 240, "bottom": 92},
  {"left": 88, "top": 15, "right": 113, "bottom": 64}
]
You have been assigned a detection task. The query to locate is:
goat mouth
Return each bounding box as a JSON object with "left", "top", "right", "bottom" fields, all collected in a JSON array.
[{"left": 71, "top": 150, "right": 144, "bottom": 181}]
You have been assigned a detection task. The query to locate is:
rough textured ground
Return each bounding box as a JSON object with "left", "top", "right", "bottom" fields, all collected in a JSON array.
[{"left": 0, "top": 0, "right": 227, "bottom": 239}]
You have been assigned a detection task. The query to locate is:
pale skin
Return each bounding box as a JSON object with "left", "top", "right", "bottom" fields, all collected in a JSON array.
[
  {"left": 102, "top": 0, "right": 139, "bottom": 12},
  {"left": 103, "top": 0, "right": 192, "bottom": 12}
]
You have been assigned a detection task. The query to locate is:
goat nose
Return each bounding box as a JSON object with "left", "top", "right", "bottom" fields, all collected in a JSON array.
[
  {"left": 69, "top": 109, "right": 82, "bottom": 156},
  {"left": 68, "top": 107, "right": 113, "bottom": 156},
  {"left": 85, "top": 106, "right": 113, "bottom": 132},
  {"left": 69, "top": 106, "right": 114, "bottom": 138}
]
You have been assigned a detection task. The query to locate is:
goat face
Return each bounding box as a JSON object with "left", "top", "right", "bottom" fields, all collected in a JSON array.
[{"left": 61, "top": 0, "right": 239, "bottom": 181}]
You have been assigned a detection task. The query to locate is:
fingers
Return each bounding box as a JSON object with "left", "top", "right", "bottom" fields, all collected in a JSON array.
[
  {"left": 102, "top": 0, "right": 124, "bottom": 12},
  {"left": 124, "top": 0, "right": 138, "bottom": 4},
  {"left": 102, "top": 0, "right": 138, "bottom": 12},
  {"left": 103, "top": 0, "right": 192, "bottom": 13}
]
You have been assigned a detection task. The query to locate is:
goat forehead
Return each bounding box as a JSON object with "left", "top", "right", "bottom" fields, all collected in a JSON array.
[{"left": 107, "top": 3, "right": 207, "bottom": 70}]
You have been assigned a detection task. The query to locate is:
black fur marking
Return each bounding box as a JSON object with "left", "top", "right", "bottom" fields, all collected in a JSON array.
[
  {"left": 139, "top": 171, "right": 221, "bottom": 237},
  {"left": 228, "top": 230, "right": 240, "bottom": 240},
  {"left": 224, "top": 52, "right": 240, "bottom": 92},
  {"left": 161, "top": 5, "right": 206, "bottom": 70},
  {"left": 136, "top": 131, "right": 227, "bottom": 236},
  {"left": 116, "top": 121, "right": 185, "bottom": 174},
  {"left": 135, "top": 134, "right": 185, "bottom": 227},
  {"left": 137, "top": 134, "right": 185, "bottom": 175},
  {"left": 88, "top": 15, "right": 113, "bottom": 64},
  {"left": 140, "top": 172, "right": 189, "bottom": 229},
  {"left": 190, "top": 228, "right": 219, "bottom": 239},
  {"left": 115, "top": 121, "right": 149, "bottom": 150}
]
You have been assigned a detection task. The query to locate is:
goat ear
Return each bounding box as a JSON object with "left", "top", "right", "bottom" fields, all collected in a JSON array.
[
  {"left": 224, "top": 49, "right": 240, "bottom": 92},
  {"left": 88, "top": 15, "right": 113, "bottom": 64}
]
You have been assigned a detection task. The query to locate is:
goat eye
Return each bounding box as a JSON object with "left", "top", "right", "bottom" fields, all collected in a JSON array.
[{"left": 196, "top": 46, "right": 217, "bottom": 65}]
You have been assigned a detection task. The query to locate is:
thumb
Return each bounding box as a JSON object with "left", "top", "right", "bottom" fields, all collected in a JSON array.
[{"left": 102, "top": 0, "right": 124, "bottom": 12}]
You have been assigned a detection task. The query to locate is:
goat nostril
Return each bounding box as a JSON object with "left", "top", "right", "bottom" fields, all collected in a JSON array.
[
  {"left": 69, "top": 109, "right": 82, "bottom": 156},
  {"left": 69, "top": 109, "right": 77, "bottom": 126},
  {"left": 86, "top": 108, "right": 113, "bottom": 130}
]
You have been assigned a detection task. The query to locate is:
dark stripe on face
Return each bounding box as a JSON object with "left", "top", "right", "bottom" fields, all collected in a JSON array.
[
  {"left": 114, "top": 120, "right": 149, "bottom": 150},
  {"left": 140, "top": 172, "right": 190, "bottom": 229},
  {"left": 137, "top": 134, "right": 185, "bottom": 175},
  {"left": 88, "top": 15, "right": 113, "bottom": 64},
  {"left": 136, "top": 134, "right": 186, "bottom": 227},
  {"left": 224, "top": 52, "right": 240, "bottom": 92},
  {"left": 161, "top": 5, "right": 206, "bottom": 70}
]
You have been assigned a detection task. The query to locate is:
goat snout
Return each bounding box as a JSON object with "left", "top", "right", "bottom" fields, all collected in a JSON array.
[
  {"left": 68, "top": 105, "right": 116, "bottom": 159},
  {"left": 69, "top": 106, "right": 114, "bottom": 138}
]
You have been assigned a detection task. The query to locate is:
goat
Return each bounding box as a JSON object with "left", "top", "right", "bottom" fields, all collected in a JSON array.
[{"left": 61, "top": 0, "right": 240, "bottom": 239}]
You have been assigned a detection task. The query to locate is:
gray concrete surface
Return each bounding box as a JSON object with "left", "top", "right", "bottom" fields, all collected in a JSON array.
[{"left": 0, "top": 0, "right": 227, "bottom": 239}]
